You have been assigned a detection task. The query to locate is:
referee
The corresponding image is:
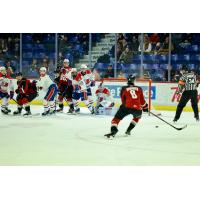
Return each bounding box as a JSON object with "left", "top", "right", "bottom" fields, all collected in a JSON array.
[{"left": 173, "top": 65, "right": 199, "bottom": 122}]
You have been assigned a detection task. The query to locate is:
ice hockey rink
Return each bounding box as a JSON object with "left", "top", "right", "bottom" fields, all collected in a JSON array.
[{"left": 0, "top": 105, "right": 200, "bottom": 166}]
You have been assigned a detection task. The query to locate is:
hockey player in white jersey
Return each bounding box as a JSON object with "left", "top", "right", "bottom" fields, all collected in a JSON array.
[
  {"left": 79, "top": 64, "right": 95, "bottom": 112},
  {"left": 71, "top": 68, "right": 94, "bottom": 114},
  {"left": 95, "top": 82, "right": 115, "bottom": 115},
  {"left": 0, "top": 66, "right": 14, "bottom": 114},
  {"left": 37, "top": 67, "right": 58, "bottom": 116}
]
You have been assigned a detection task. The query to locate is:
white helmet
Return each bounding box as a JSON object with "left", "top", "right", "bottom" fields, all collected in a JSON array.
[
  {"left": 0, "top": 66, "right": 6, "bottom": 75},
  {"left": 0, "top": 66, "right": 6, "bottom": 72},
  {"left": 40, "top": 67, "right": 47, "bottom": 72},
  {"left": 63, "top": 59, "right": 69, "bottom": 63},
  {"left": 71, "top": 68, "right": 77, "bottom": 73},
  {"left": 80, "top": 64, "right": 87, "bottom": 69}
]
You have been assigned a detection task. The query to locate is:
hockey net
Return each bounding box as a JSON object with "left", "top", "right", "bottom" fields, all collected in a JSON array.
[{"left": 101, "top": 78, "right": 159, "bottom": 114}]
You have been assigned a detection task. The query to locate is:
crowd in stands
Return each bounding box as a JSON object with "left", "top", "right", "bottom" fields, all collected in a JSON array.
[
  {"left": 1, "top": 33, "right": 200, "bottom": 82},
  {"left": 0, "top": 34, "right": 20, "bottom": 76}
]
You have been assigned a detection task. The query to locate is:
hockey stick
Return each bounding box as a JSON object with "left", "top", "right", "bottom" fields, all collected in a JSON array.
[
  {"left": 12, "top": 98, "right": 26, "bottom": 111},
  {"left": 12, "top": 98, "right": 40, "bottom": 116},
  {"left": 149, "top": 111, "right": 187, "bottom": 131}
]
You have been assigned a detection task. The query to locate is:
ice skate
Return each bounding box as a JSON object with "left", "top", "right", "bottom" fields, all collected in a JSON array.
[
  {"left": 42, "top": 110, "right": 50, "bottom": 116},
  {"left": 1, "top": 109, "right": 9, "bottom": 115}
]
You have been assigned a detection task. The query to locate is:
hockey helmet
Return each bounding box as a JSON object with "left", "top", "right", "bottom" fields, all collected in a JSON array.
[
  {"left": 63, "top": 59, "right": 69, "bottom": 63},
  {"left": 180, "top": 64, "right": 188, "bottom": 72},
  {"left": 0, "top": 66, "right": 6, "bottom": 75},
  {"left": 71, "top": 68, "right": 77, "bottom": 73},
  {"left": 15, "top": 72, "right": 23, "bottom": 77},
  {"left": 127, "top": 74, "right": 136, "bottom": 85},
  {"left": 0, "top": 66, "right": 6, "bottom": 72},
  {"left": 80, "top": 64, "right": 87, "bottom": 69},
  {"left": 39, "top": 67, "right": 47, "bottom": 77}
]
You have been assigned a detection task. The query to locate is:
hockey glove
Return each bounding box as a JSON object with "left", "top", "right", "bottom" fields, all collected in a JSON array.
[
  {"left": 109, "top": 102, "right": 115, "bottom": 107},
  {"left": 176, "top": 90, "right": 181, "bottom": 95},
  {"left": 142, "top": 104, "right": 149, "bottom": 112},
  {"left": 90, "top": 80, "right": 95, "bottom": 87}
]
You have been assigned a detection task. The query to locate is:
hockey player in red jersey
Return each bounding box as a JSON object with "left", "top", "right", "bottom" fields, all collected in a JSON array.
[
  {"left": 0, "top": 66, "right": 14, "bottom": 114},
  {"left": 56, "top": 59, "right": 74, "bottom": 113},
  {"left": 13, "top": 72, "right": 38, "bottom": 116},
  {"left": 104, "top": 75, "right": 148, "bottom": 138},
  {"left": 95, "top": 82, "right": 115, "bottom": 114}
]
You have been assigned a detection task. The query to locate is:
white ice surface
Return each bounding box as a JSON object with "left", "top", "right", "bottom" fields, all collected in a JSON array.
[{"left": 0, "top": 105, "right": 200, "bottom": 165}]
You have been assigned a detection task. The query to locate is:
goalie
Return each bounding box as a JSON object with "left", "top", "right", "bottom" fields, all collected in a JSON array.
[{"left": 95, "top": 82, "right": 115, "bottom": 115}]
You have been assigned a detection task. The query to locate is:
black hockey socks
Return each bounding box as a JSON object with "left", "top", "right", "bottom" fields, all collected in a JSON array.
[
  {"left": 104, "top": 126, "right": 118, "bottom": 138},
  {"left": 125, "top": 122, "right": 136, "bottom": 135}
]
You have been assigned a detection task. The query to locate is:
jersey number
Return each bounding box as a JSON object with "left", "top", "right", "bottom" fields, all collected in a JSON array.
[
  {"left": 188, "top": 78, "right": 195, "bottom": 84},
  {"left": 130, "top": 89, "right": 137, "bottom": 99}
]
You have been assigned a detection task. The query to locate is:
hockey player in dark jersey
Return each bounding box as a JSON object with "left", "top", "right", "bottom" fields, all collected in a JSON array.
[
  {"left": 56, "top": 59, "right": 74, "bottom": 113},
  {"left": 104, "top": 75, "right": 148, "bottom": 138},
  {"left": 173, "top": 65, "right": 199, "bottom": 122},
  {"left": 13, "top": 72, "right": 38, "bottom": 116}
]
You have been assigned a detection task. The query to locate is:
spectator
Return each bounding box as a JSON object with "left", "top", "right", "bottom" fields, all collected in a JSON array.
[
  {"left": 92, "top": 68, "right": 101, "bottom": 81},
  {"left": 5, "top": 61, "right": 15, "bottom": 77},
  {"left": 130, "top": 35, "right": 139, "bottom": 54},
  {"left": 57, "top": 52, "right": 64, "bottom": 70},
  {"left": 158, "top": 33, "right": 169, "bottom": 43},
  {"left": 117, "top": 71, "right": 126, "bottom": 78},
  {"left": 138, "top": 35, "right": 152, "bottom": 53},
  {"left": 0, "top": 39, "right": 8, "bottom": 57},
  {"left": 103, "top": 64, "right": 114, "bottom": 78},
  {"left": 149, "top": 33, "right": 159, "bottom": 45},
  {"left": 119, "top": 47, "right": 133, "bottom": 64},
  {"left": 154, "top": 42, "right": 162, "bottom": 55},
  {"left": 117, "top": 33, "right": 125, "bottom": 45},
  {"left": 30, "top": 59, "right": 39, "bottom": 72},
  {"left": 117, "top": 44, "right": 123, "bottom": 60},
  {"left": 42, "top": 58, "right": 49, "bottom": 71},
  {"left": 149, "top": 33, "right": 159, "bottom": 50},
  {"left": 59, "top": 35, "right": 71, "bottom": 52},
  {"left": 78, "top": 34, "right": 89, "bottom": 52},
  {"left": 159, "top": 37, "right": 174, "bottom": 55},
  {"left": 121, "top": 38, "right": 128, "bottom": 51}
]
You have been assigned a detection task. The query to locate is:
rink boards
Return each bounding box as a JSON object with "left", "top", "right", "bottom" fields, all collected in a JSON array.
[{"left": 3, "top": 80, "right": 200, "bottom": 111}]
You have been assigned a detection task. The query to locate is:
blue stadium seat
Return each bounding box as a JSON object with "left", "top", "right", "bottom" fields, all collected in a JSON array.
[
  {"left": 172, "top": 64, "right": 182, "bottom": 70},
  {"left": 73, "top": 44, "right": 83, "bottom": 51},
  {"left": 34, "top": 44, "right": 45, "bottom": 50},
  {"left": 157, "top": 54, "right": 168, "bottom": 63},
  {"left": 171, "top": 54, "right": 178, "bottom": 62},
  {"left": 188, "top": 64, "right": 196, "bottom": 70},
  {"left": 189, "top": 45, "right": 198, "bottom": 52},
  {"left": 27, "top": 71, "right": 39, "bottom": 78},
  {"left": 22, "top": 43, "right": 32, "bottom": 49},
  {"left": 11, "top": 60, "right": 17, "bottom": 67},
  {"left": 191, "top": 54, "right": 200, "bottom": 62},
  {"left": 132, "top": 55, "right": 141, "bottom": 63},
  {"left": 34, "top": 52, "right": 45, "bottom": 59},
  {"left": 94, "top": 63, "right": 109, "bottom": 70},
  {"left": 181, "top": 54, "right": 190, "bottom": 61},
  {"left": 159, "top": 64, "right": 168, "bottom": 70},
  {"left": 23, "top": 52, "right": 33, "bottom": 59},
  {"left": 0, "top": 60, "right": 4, "bottom": 66},
  {"left": 49, "top": 52, "right": 55, "bottom": 59},
  {"left": 23, "top": 35, "right": 32, "bottom": 43},
  {"left": 22, "top": 61, "right": 29, "bottom": 67},
  {"left": 143, "top": 54, "right": 155, "bottom": 62}
]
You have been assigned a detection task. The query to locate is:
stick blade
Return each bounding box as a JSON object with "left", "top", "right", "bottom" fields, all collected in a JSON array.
[{"left": 176, "top": 124, "right": 187, "bottom": 131}]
